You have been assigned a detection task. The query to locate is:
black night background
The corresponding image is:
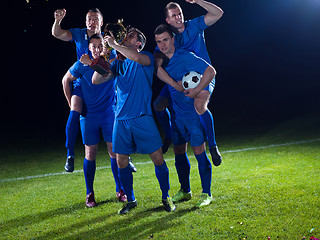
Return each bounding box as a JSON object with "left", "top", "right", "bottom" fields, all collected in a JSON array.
[{"left": 4, "top": 0, "right": 320, "bottom": 150}]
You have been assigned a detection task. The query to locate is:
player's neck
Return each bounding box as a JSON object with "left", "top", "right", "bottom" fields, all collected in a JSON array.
[
  {"left": 165, "top": 46, "right": 175, "bottom": 59},
  {"left": 87, "top": 29, "right": 101, "bottom": 38},
  {"left": 172, "top": 24, "right": 185, "bottom": 34}
]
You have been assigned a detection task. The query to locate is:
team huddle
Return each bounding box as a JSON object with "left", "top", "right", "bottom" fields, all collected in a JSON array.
[{"left": 52, "top": 0, "right": 223, "bottom": 214}]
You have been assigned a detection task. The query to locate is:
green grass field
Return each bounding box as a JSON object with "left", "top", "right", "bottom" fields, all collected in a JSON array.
[{"left": 1, "top": 115, "right": 320, "bottom": 239}]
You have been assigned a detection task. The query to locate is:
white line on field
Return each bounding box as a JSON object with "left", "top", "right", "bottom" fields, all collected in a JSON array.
[{"left": 1, "top": 138, "right": 319, "bottom": 183}]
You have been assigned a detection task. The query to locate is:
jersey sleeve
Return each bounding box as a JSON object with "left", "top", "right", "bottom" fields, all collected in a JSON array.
[
  {"left": 68, "top": 61, "right": 82, "bottom": 79},
  {"left": 190, "top": 15, "right": 208, "bottom": 31},
  {"left": 68, "top": 28, "right": 80, "bottom": 42},
  {"left": 183, "top": 51, "right": 209, "bottom": 75}
]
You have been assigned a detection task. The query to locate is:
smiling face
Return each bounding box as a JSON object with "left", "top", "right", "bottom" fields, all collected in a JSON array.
[
  {"left": 89, "top": 37, "right": 103, "bottom": 59},
  {"left": 165, "top": 6, "right": 185, "bottom": 33}
]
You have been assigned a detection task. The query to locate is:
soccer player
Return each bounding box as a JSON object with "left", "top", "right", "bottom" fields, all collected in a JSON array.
[
  {"left": 52, "top": 8, "right": 104, "bottom": 172},
  {"left": 62, "top": 34, "right": 123, "bottom": 207},
  {"left": 154, "top": 0, "right": 223, "bottom": 166},
  {"left": 154, "top": 24, "right": 216, "bottom": 207},
  {"left": 92, "top": 28, "right": 175, "bottom": 214},
  {"left": 52, "top": 8, "right": 137, "bottom": 174}
]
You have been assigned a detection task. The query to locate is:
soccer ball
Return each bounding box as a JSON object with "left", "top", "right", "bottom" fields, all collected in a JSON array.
[{"left": 182, "top": 71, "right": 202, "bottom": 90}]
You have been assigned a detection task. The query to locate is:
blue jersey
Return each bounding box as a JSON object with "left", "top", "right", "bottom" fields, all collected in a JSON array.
[
  {"left": 163, "top": 48, "right": 209, "bottom": 120},
  {"left": 69, "top": 61, "right": 116, "bottom": 115},
  {"left": 69, "top": 28, "right": 117, "bottom": 60},
  {"left": 174, "top": 16, "right": 211, "bottom": 64},
  {"left": 69, "top": 28, "right": 90, "bottom": 60},
  {"left": 110, "top": 51, "right": 155, "bottom": 120}
]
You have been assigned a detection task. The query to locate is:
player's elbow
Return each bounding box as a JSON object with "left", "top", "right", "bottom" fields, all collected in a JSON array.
[{"left": 207, "top": 65, "right": 216, "bottom": 79}]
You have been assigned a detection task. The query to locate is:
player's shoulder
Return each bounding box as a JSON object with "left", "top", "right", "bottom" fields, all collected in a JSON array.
[{"left": 185, "top": 15, "right": 207, "bottom": 30}]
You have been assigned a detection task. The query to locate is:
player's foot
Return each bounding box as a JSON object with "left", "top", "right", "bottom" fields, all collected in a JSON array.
[
  {"left": 171, "top": 189, "right": 192, "bottom": 203},
  {"left": 162, "top": 137, "right": 172, "bottom": 154},
  {"left": 162, "top": 197, "right": 176, "bottom": 212},
  {"left": 209, "top": 146, "right": 222, "bottom": 166},
  {"left": 86, "top": 192, "right": 97, "bottom": 208},
  {"left": 129, "top": 156, "right": 137, "bottom": 172},
  {"left": 195, "top": 193, "right": 212, "bottom": 208},
  {"left": 116, "top": 189, "right": 127, "bottom": 202},
  {"left": 64, "top": 156, "right": 75, "bottom": 172},
  {"left": 118, "top": 200, "right": 137, "bottom": 214}
]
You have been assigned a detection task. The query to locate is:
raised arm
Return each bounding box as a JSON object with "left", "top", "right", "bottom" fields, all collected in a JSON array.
[
  {"left": 52, "top": 9, "right": 73, "bottom": 41},
  {"left": 92, "top": 71, "right": 114, "bottom": 85},
  {"left": 62, "top": 70, "right": 77, "bottom": 107},
  {"left": 105, "top": 35, "right": 151, "bottom": 66},
  {"left": 185, "top": 0, "right": 223, "bottom": 26}
]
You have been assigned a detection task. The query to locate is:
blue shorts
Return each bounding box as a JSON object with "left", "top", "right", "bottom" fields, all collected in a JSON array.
[
  {"left": 80, "top": 112, "right": 114, "bottom": 145},
  {"left": 72, "top": 79, "right": 83, "bottom": 99},
  {"left": 113, "top": 115, "right": 163, "bottom": 155},
  {"left": 172, "top": 115, "right": 206, "bottom": 147}
]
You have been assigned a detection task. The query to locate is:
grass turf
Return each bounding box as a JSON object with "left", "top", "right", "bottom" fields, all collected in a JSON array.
[{"left": 1, "top": 117, "right": 320, "bottom": 239}]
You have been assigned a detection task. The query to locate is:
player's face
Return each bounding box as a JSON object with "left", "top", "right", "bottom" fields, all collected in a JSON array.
[
  {"left": 155, "top": 32, "right": 175, "bottom": 56},
  {"left": 166, "top": 7, "right": 185, "bottom": 31},
  {"left": 86, "top": 12, "right": 103, "bottom": 32},
  {"left": 122, "top": 31, "right": 141, "bottom": 50},
  {"left": 89, "top": 38, "right": 103, "bottom": 59}
]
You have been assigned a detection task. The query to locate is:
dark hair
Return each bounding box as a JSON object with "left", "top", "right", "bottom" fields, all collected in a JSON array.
[
  {"left": 128, "top": 27, "right": 146, "bottom": 52},
  {"left": 164, "top": 2, "right": 181, "bottom": 18},
  {"left": 87, "top": 8, "right": 103, "bottom": 22},
  {"left": 89, "top": 33, "right": 103, "bottom": 42},
  {"left": 154, "top": 24, "right": 173, "bottom": 38}
]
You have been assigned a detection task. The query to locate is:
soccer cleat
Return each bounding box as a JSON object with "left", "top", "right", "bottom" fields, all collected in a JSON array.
[
  {"left": 129, "top": 156, "right": 137, "bottom": 172},
  {"left": 162, "top": 137, "right": 172, "bottom": 154},
  {"left": 64, "top": 156, "right": 75, "bottom": 172},
  {"left": 209, "top": 146, "right": 222, "bottom": 167},
  {"left": 116, "top": 188, "right": 127, "bottom": 202},
  {"left": 195, "top": 193, "right": 213, "bottom": 208},
  {"left": 118, "top": 200, "right": 137, "bottom": 214},
  {"left": 86, "top": 192, "right": 97, "bottom": 208},
  {"left": 162, "top": 197, "right": 176, "bottom": 212},
  {"left": 171, "top": 189, "right": 192, "bottom": 203}
]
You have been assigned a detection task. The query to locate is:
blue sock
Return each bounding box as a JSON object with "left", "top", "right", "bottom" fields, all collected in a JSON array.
[
  {"left": 199, "top": 110, "right": 216, "bottom": 148},
  {"left": 118, "top": 165, "right": 135, "bottom": 202},
  {"left": 175, "top": 153, "right": 191, "bottom": 193},
  {"left": 155, "top": 161, "right": 170, "bottom": 200},
  {"left": 65, "top": 110, "right": 80, "bottom": 157},
  {"left": 83, "top": 158, "right": 96, "bottom": 195},
  {"left": 110, "top": 157, "right": 121, "bottom": 192},
  {"left": 195, "top": 151, "right": 212, "bottom": 196},
  {"left": 155, "top": 108, "right": 172, "bottom": 140}
]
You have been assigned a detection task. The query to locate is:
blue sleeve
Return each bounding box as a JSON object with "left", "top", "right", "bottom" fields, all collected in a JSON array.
[
  {"left": 110, "top": 59, "right": 118, "bottom": 76},
  {"left": 69, "top": 61, "right": 82, "bottom": 78},
  {"left": 110, "top": 49, "right": 117, "bottom": 59},
  {"left": 183, "top": 51, "right": 209, "bottom": 75},
  {"left": 190, "top": 15, "right": 208, "bottom": 31},
  {"left": 69, "top": 28, "right": 80, "bottom": 42}
]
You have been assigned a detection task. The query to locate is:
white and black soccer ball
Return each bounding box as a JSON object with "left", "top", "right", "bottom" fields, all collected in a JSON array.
[{"left": 182, "top": 71, "right": 202, "bottom": 90}]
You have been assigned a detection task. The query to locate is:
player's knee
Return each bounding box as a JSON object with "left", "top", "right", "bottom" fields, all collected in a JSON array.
[
  {"left": 153, "top": 96, "right": 169, "bottom": 112},
  {"left": 71, "top": 96, "right": 82, "bottom": 113},
  {"left": 194, "top": 101, "right": 207, "bottom": 115},
  {"left": 174, "top": 144, "right": 187, "bottom": 155},
  {"left": 192, "top": 143, "right": 206, "bottom": 156},
  {"left": 85, "top": 145, "right": 98, "bottom": 160}
]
